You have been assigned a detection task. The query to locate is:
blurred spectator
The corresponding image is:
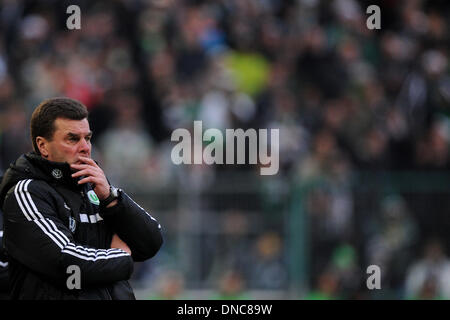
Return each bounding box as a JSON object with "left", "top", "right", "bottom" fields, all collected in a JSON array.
[
  {"left": 148, "top": 270, "right": 186, "bottom": 300},
  {"left": 97, "top": 91, "right": 156, "bottom": 185},
  {"left": 405, "top": 239, "right": 450, "bottom": 300},
  {"left": 305, "top": 269, "right": 340, "bottom": 300},
  {"left": 0, "top": 102, "right": 31, "bottom": 171},
  {"left": 330, "top": 243, "right": 361, "bottom": 299},
  {"left": 211, "top": 270, "right": 249, "bottom": 300},
  {"left": 365, "top": 195, "right": 419, "bottom": 297},
  {"left": 249, "top": 231, "right": 287, "bottom": 290}
]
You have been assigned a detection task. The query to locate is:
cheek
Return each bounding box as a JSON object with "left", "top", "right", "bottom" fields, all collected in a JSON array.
[{"left": 58, "top": 143, "right": 77, "bottom": 155}]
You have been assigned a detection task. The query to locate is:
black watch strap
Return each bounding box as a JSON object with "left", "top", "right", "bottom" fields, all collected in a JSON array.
[{"left": 100, "top": 186, "right": 120, "bottom": 208}]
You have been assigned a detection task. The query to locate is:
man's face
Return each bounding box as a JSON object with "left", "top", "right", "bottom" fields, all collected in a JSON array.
[{"left": 43, "top": 118, "right": 92, "bottom": 165}]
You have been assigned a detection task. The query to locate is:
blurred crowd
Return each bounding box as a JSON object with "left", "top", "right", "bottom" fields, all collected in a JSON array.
[{"left": 1, "top": 0, "right": 450, "bottom": 299}]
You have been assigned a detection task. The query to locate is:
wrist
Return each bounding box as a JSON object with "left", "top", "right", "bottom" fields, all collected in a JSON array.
[
  {"left": 100, "top": 185, "right": 121, "bottom": 208},
  {"left": 106, "top": 199, "right": 118, "bottom": 208}
]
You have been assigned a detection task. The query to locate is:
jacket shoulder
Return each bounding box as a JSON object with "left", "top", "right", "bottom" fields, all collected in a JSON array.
[
  {"left": 3, "top": 179, "right": 57, "bottom": 209},
  {"left": 7, "top": 179, "right": 53, "bottom": 195}
]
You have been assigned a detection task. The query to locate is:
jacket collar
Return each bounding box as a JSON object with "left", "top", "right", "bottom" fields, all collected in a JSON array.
[{"left": 24, "top": 152, "right": 81, "bottom": 190}]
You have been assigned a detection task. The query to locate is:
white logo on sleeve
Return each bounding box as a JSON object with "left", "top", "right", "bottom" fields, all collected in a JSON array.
[{"left": 87, "top": 190, "right": 100, "bottom": 206}]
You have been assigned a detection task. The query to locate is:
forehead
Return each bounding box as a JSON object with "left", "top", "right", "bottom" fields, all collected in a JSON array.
[{"left": 53, "top": 118, "right": 91, "bottom": 135}]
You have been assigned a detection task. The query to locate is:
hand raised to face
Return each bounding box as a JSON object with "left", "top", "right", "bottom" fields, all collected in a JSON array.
[{"left": 70, "top": 156, "right": 110, "bottom": 200}]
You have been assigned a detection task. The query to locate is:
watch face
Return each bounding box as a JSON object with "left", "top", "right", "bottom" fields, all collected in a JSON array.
[{"left": 111, "top": 186, "right": 119, "bottom": 198}]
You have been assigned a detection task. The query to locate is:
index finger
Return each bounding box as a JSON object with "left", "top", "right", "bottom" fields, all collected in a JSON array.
[{"left": 78, "top": 156, "right": 98, "bottom": 167}]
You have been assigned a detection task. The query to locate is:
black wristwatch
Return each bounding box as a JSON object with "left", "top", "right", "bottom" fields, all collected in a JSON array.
[{"left": 100, "top": 185, "right": 121, "bottom": 208}]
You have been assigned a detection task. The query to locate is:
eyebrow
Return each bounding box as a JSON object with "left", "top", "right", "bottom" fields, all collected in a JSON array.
[{"left": 66, "top": 131, "right": 93, "bottom": 139}]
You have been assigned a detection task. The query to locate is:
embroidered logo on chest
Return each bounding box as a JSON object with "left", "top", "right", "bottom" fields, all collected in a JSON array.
[
  {"left": 52, "top": 169, "right": 63, "bottom": 179},
  {"left": 87, "top": 190, "right": 100, "bottom": 206}
]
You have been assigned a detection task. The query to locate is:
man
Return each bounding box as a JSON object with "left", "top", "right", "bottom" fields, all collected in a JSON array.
[{"left": 0, "top": 97, "right": 163, "bottom": 299}]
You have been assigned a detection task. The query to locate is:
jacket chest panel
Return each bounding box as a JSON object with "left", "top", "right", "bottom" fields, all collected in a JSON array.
[{"left": 52, "top": 187, "right": 109, "bottom": 248}]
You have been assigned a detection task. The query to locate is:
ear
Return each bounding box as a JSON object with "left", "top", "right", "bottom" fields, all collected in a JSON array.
[{"left": 36, "top": 136, "right": 49, "bottom": 158}]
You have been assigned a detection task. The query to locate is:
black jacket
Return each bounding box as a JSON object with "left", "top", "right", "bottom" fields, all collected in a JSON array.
[
  {"left": 0, "top": 152, "right": 163, "bottom": 299},
  {"left": 0, "top": 205, "right": 9, "bottom": 299}
]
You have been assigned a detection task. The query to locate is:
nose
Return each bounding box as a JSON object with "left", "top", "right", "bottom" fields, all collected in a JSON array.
[{"left": 79, "top": 138, "right": 91, "bottom": 155}]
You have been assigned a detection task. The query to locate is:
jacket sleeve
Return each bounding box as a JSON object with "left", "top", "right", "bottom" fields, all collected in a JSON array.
[
  {"left": 100, "top": 191, "right": 163, "bottom": 262},
  {"left": 0, "top": 210, "right": 8, "bottom": 294},
  {"left": 2, "top": 179, "right": 134, "bottom": 287}
]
